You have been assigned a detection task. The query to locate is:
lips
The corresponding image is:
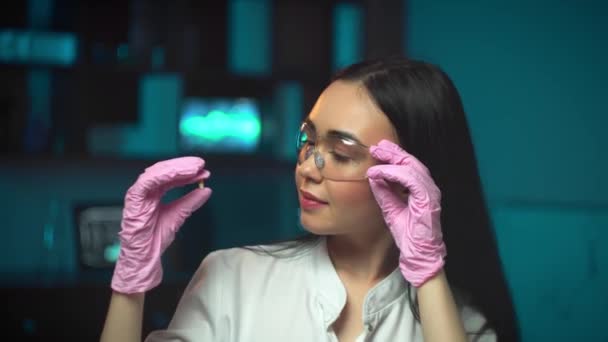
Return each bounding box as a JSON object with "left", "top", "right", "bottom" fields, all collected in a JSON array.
[
  {"left": 299, "top": 190, "right": 328, "bottom": 209},
  {"left": 299, "top": 190, "right": 327, "bottom": 203}
]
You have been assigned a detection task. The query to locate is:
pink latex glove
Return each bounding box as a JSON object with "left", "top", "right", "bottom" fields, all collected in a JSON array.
[
  {"left": 111, "top": 157, "right": 212, "bottom": 294},
  {"left": 367, "top": 140, "right": 446, "bottom": 287}
]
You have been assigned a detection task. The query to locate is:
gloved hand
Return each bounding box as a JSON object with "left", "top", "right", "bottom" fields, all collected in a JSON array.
[
  {"left": 111, "top": 157, "right": 212, "bottom": 294},
  {"left": 367, "top": 140, "right": 446, "bottom": 287}
]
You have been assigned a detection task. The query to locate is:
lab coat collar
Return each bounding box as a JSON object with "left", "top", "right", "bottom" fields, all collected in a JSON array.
[{"left": 311, "top": 236, "right": 408, "bottom": 328}]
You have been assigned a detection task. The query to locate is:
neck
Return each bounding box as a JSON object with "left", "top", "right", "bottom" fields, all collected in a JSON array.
[{"left": 326, "top": 230, "right": 399, "bottom": 287}]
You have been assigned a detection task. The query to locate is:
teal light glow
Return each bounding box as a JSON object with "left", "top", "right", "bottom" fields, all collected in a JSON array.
[
  {"left": 179, "top": 98, "right": 262, "bottom": 152},
  {"left": 0, "top": 30, "right": 77, "bottom": 66},
  {"left": 104, "top": 243, "right": 121, "bottom": 263},
  {"left": 274, "top": 81, "right": 303, "bottom": 161},
  {"left": 333, "top": 3, "right": 363, "bottom": 70},
  {"left": 228, "top": 0, "right": 271, "bottom": 76},
  {"left": 180, "top": 110, "right": 261, "bottom": 142}
]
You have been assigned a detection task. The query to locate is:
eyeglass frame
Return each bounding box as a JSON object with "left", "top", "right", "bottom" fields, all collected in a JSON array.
[{"left": 295, "top": 120, "right": 371, "bottom": 181}]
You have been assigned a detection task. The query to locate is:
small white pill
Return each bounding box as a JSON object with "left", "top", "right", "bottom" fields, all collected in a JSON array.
[{"left": 198, "top": 181, "right": 205, "bottom": 189}]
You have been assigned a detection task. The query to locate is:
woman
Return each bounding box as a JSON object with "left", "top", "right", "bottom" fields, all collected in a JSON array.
[{"left": 101, "top": 57, "right": 519, "bottom": 341}]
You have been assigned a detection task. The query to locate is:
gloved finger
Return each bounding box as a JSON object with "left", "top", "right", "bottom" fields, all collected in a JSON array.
[
  {"left": 368, "top": 175, "right": 407, "bottom": 215},
  {"left": 367, "top": 165, "right": 427, "bottom": 199},
  {"left": 370, "top": 140, "right": 410, "bottom": 165},
  {"left": 144, "top": 156, "right": 205, "bottom": 174},
  {"left": 162, "top": 187, "right": 213, "bottom": 235},
  {"left": 155, "top": 170, "right": 210, "bottom": 195},
  {"left": 370, "top": 140, "right": 431, "bottom": 176},
  {"left": 130, "top": 157, "right": 207, "bottom": 198},
  {"left": 142, "top": 157, "right": 206, "bottom": 187}
]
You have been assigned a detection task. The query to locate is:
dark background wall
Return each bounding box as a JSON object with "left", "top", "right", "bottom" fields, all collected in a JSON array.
[{"left": 0, "top": 0, "right": 606, "bottom": 340}]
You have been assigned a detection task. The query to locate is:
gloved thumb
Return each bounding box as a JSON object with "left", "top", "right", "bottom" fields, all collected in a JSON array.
[{"left": 164, "top": 187, "right": 213, "bottom": 234}]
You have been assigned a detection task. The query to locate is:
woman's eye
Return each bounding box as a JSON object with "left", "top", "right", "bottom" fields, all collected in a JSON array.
[{"left": 330, "top": 152, "right": 351, "bottom": 163}]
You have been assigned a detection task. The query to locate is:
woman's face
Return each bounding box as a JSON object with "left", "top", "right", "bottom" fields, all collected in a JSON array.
[{"left": 295, "top": 80, "right": 399, "bottom": 236}]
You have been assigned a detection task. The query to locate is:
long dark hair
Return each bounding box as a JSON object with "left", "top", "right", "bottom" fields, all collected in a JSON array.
[{"left": 242, "top": 56, "right": 520, "bottom": 341}]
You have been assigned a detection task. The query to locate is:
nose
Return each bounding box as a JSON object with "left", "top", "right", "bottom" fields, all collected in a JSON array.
[{"left": 297, "top": 150, "right": 323, "bottom": 182}]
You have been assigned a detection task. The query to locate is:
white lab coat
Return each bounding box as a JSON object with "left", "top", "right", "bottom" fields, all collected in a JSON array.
[{"left": 146, "top": 237, "right": 495, "bottom": 341}]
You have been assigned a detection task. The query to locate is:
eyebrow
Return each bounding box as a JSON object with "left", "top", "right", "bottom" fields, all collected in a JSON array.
[{"left": 303, "top": 118, "right": 367, "bottom": 146}]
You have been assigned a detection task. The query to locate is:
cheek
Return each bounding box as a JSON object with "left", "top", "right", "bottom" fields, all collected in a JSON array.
[
  {"left": 327, "top": 182, "right": 384, "bottom": 225},
  {"left": 294, "top": 168, "right": 299, "bottom": 187},
  {"left": 329, "top": 182, "right": 372, "bottom": 205}
]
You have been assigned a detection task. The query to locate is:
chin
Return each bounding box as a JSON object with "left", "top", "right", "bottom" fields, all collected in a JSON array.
[
  {"left": 299, "top": 215, "right": 341, "bottom": 236},
  {"left": 300, "top": 225, "right": 335, "bottom": 236}
]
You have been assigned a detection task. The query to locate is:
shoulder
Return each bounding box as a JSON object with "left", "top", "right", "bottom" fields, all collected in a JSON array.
[
  {"left": 182, "top": 242, "right": 318, "bottom": 308},
  {"left": 196, "top": 240, "right": 319, "bottom": 280}
]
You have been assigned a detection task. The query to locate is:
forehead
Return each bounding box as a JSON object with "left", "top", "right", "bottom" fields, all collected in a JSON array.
[{"left": 307, "top": 81, "right": 398, "bottom": 146}]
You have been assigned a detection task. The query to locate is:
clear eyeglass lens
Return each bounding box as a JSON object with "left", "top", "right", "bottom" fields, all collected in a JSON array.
[{"left": 296, "top": 124, "right": 368, "bottom": 181}]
